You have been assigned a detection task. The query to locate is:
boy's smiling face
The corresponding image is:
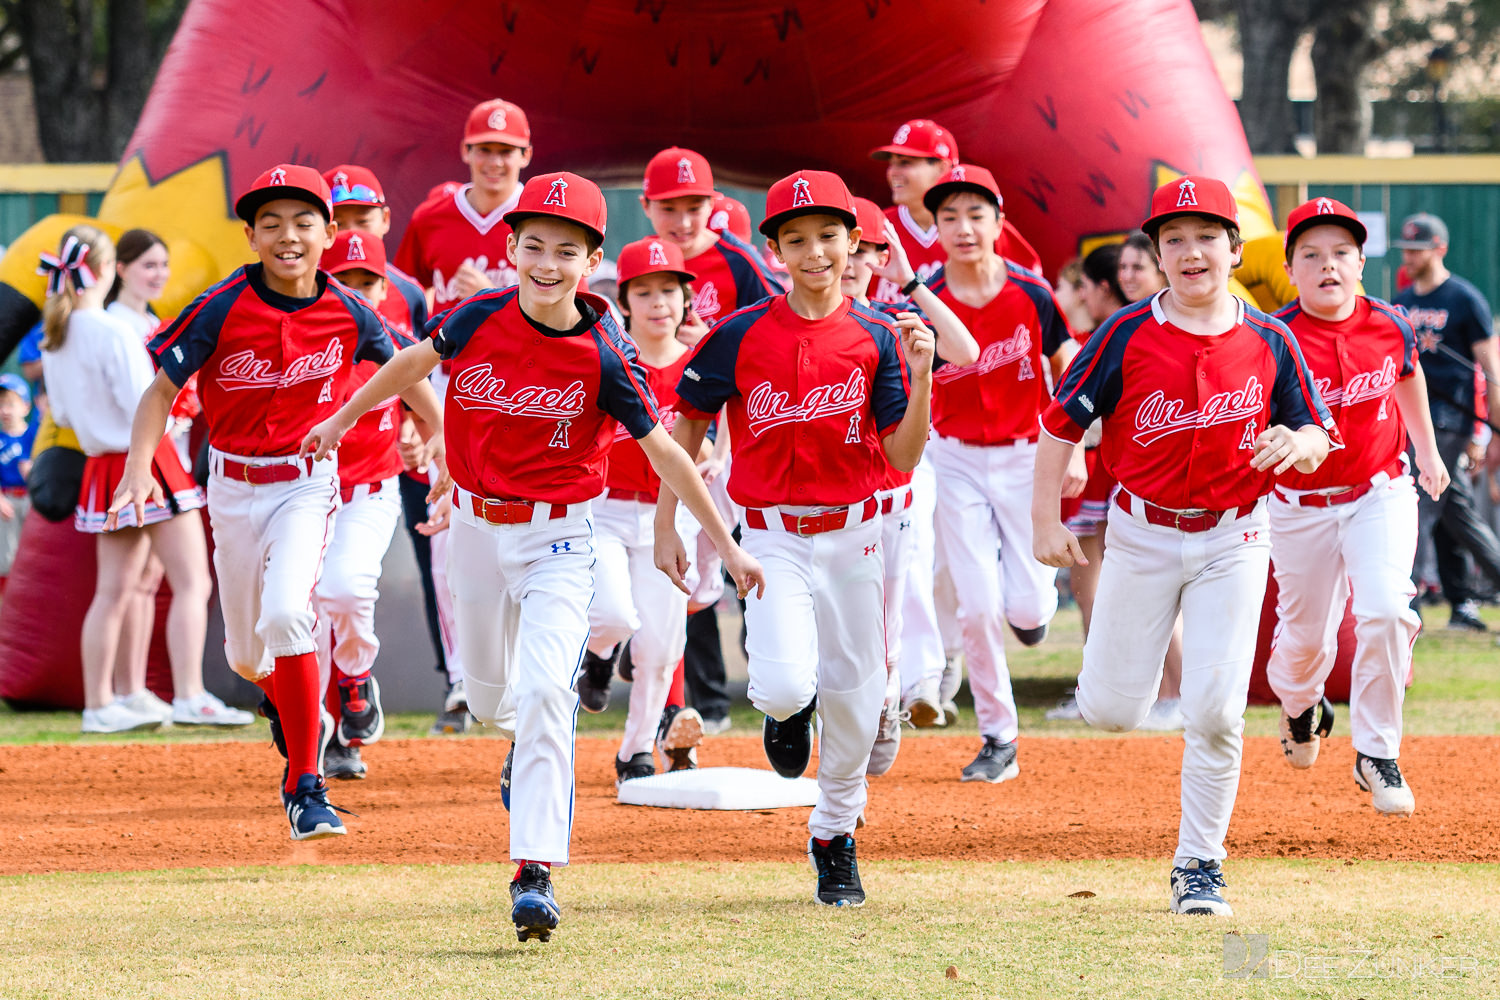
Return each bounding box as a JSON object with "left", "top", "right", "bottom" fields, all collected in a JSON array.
[
  {"left": 247, "top": 199, "right": 335, "bottom": 289},
  {"left": 508, "top": 217, "right": 602, "bottom": 311},
  {"left": 769, "top": 214, "right": 860, "bottom": 296}
]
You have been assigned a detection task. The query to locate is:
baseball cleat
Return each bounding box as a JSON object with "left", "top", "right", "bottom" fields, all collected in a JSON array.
[
  {"left": 902, "top": 678, "right": 945, "bottom": 728},
  {"left": 431, "top": 680, "right": 471, "bottom": 735},
  {"left": 1353, "top": 752, "right": 1415, "bottom": 816},
  {"left": 500, "top": 743, "right": 514, "bottom": 812},
  {"left": 1278, "top": 696, "right": 1334, "bottom": 769},
  {"left": 656, "top": 704, "right": 703, "bottom": 772},
  {"left": 615, "top": 751, "right": 656, "bottom": 785},
  {"left": 324, "top": 741, "right": 367, "bottom": 780},
  {"left": 1008, "top": 622, "right": 1048, "bottom": 647},
  {"left": 510, "top": 863, "right": 560, "bottom": 942},
  {"left": 336, "top": 673, "right": 384, "bottom": 747},
  {"left": 960, "top": 736, "right": 1019, "bottom": 783},
  {"left": 1446, "top": 600, "right": 1488, "bottom": 632},
  {"left": 866, "top": 696, "right": 903, "bottom": 777},
  {"left": 763, "top": 698, "right": 817, "bottom": 778},
  {"left": 577, "top": 647, "right": 621, "bottom": 714},
  {"left": 808, "top": 835, "right": 865, "bottom": 907},
  {"left": 282, "top": 773, "right": 348, "bottom": 841},
  {"left": 1170, "top": 859, "right": 1232, "bottom": 916}
]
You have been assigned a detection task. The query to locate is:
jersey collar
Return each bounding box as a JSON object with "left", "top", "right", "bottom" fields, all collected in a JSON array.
[
  {"left": 1150, "top": 288, "right": 1244, "bottom": 328},
  {"left": 454, "top": 183, "right": 522, "bottom": 236},
  {"left": 897, "top": 204, "right": 940, "bottom": 248}
]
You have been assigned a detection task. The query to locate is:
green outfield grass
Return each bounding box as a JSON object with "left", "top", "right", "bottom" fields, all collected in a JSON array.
[
  {"left": 3, "top": 603, "right": 1494, "bottom": 745},
  {"left": 0, "top": 860, "right": 1493, "bottom": 999}
]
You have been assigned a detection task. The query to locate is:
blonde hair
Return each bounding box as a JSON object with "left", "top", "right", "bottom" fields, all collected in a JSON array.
[{"left": 41, "top": 225, "right": 114, "bottom": 352}]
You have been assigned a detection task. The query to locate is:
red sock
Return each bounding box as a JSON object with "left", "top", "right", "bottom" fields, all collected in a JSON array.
[
  {"left": 273, "top": 652, "right": 321, "bottom": 793},
  {"left": 254, "top": 676, "right": 277, "bottom": 702},
  {"left": 324, "top": 672, "right": 340, "bottom": 723},
  {"left": 513, "top": 860, "right": 550, "bottom": 881},
  {"left": 813, "top": 838, "right": 832, "bottom": 848},
  {"left": 667, "top": 658, "right": 685, "bottom": 709}
]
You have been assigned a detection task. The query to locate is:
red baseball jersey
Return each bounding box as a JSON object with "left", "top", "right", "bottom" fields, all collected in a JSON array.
[
  {"left": 928, "top": 262, "right": 1073, "bottom": 444},
  {"left": 1044, "top": 293, "right": 1338, "bottom": 511},
  {"left": 683, "top": 231, "right": 785, "bottom": 325},
  {"left": 871, "top": 205, "right": 1044, "bottom": 302},
  {"left": 866, "top": 298, "right": 919, "bottom": 490},
  {"left": 605, "top": 352, "right": 690, "bottom": 502},
  {"left": 430, "top": 289, "right": 660, "bottom": 503},
  {"left": 675, "top": 296, "right": 912, "bottom": 509},
  {"left": 395, "top": 184, "right": 521, "bottom": 310},
  {"left": 1273, "top": 296, "right": 1416, "bottom": 490},
  {"left": 151, "top": 265, "right": 396, "bottom": 457}
]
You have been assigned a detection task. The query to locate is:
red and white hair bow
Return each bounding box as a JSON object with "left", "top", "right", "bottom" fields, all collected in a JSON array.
[{"left": 37, "top": 236, "right": 98, "bottom": 297}]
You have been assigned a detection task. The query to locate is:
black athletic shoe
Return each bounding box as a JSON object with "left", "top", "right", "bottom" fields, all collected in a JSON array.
[
  {"left": 614, "top": 751, "right": 656, "bottom": 785},
  {"left": 656, "top": 704, "right": 703, "bottom": 772},
  {"left": 1278, "top": 696, "right": 1335, "bottom": 769},
  {"left": 324, "top": 741, "right": 367, "bottom": 780},
  {"left": 763, "top": 698, "right": 817, "bottom": 778},
  {"left": 337, "top": 673, "right": 384, "bottom": 747},
  {"left": 510, "top": 863, "right": 561, "bottom": 942},
  {"left": 808, "top": 835, "right": 865, "bottom": 907},
  {"left": 501, "top": 743, "right": 514, "bottom": 812},
  {"left": 1447, "top": 600, "right": 1488, "bottom": 632},
  {"left": 960, "top": 736, "right": 1020, "bottom": 783},
  {"left": 577, "top": 648, "right": 620, "bottom": 714},
  {"left": 1008, "top": 622, "right": 1049, "bottom": 647}
]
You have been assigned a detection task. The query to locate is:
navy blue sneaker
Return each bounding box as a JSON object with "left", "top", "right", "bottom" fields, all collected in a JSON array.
[
  {"left": 808, "top": 835, "right": 865, "bottom": 907},
  {"left": 1170, "top": 859, "right": 1232, "bottom": 916},
  {"left": 510, "top": 863, "right": 560, "bottom": 942},
  {"left": 282, "top": 773, "right": 347, "bottom": 841},
  {"left": 763, "top": 698, "right": 816, "bottom": 778},
  {"left": 501, "top": 743, "right": 514, "bottom": 811}
]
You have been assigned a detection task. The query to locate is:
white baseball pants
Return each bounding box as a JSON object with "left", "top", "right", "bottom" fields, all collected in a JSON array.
[
  {"left": 447, "top": 498, "right": 594, "bottom": 865},
  {"left": 897, "top": 456, "right": 946, "bottom": 696},
  {"left": 929, "top": 435, "right": 1059, "bottom": 743},
  {"left": 1266, "top": 475, "right": 1419, "bottom": 760},
  {"left": 588, "top": 496, "right": 700, "bottom": 761},
  {"left": 741, "top": 508, "right": 885, "bottom": 841},
  {"left": 690, "top": 464, "right": 739, "bottom": 610},
  {"left": 315, "top": 477, "right": 401, "bottom": 681},
  {"left": 427, "top": 463, "right": 465, "bottom": 686},
  {"left": 1077, "top": 495, "right": 1271, "bottom": 866},
  {"left": 207, "top": 450, "right": 338, "bottom": 680}
]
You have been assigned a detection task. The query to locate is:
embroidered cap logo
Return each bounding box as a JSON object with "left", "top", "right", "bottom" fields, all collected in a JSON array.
[
  {"left": 346, "top": 233, "right": 366, "bottom": 262},
  {"left": 952, "top": 165, "right": 967, "bottom": 181},
  {"left": 543, "top": 178, "right": 568, "bottom": 207},
  {"left": 1316, "top": 197, "right": 1335, "bottom": 215},
  {"left": 488, "top": 107, "right": 507, "bottom": 130},
  {"left": 893, "top": 124, "right": 911, "bottom": 145},
  {"left": 647, "top": 241, "right": 670, "bottom": 267},
  {"left": 1175, "top": 178, "right": 1197, "bottom": 207},
  {"left": 677, "top": 157, "right": 696, "bottom": 185},
  {"left": 333, "top": 171, "right": 349, "bottom": 189},
  {"left": 269, "top": 168, "right": 287, "bottom": 186},
  {"left": 790, "top": 177, "right": 814, "bottom": 208}
]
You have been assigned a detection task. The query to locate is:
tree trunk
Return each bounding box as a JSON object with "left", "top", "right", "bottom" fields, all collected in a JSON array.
[
  {"left": 1311, "top": 1, "right": 1382, "bottom": 154},
  {"left": 1234, "top": 0, "right": 1309, "bottom": 153},
  {"left": 16, "top": 0, "right": 109, "bottom": 161},
  {"left": 105, "top": 0, "right": 153, "bottom": 157}
]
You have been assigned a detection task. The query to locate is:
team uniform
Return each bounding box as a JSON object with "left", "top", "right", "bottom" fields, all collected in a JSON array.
[
  {"left": 395, "top": 184, "right": 521, "bottom": 314},
  {"left": 925, "top": 259, "right": 1071, "bottom": 763}
]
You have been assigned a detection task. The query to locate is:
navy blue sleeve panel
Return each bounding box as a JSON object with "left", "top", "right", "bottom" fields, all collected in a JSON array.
[
  {"left": 926, "top": 265, "right": 948, "bottom": 297},
  {"left": 388, "top": 265, "right": 430, "bottom": 332},
  {"left": 717, "top": 232, "right": 787, "bottom": 304},
  {"left": 149, "top": 267, "right": 251, "bottom": 387},
  {"left": 1007, "top": 262, "right": 1072, "bottom": 356},
  {"left": 1368, "top": 297, "right": 1418, "bottom": 377},
  {"left": 1051, "top": 301, "right": 1149, "bottom": 428},
  {"left": 593, "top": 312, "right": 661, "bottom": 440},
  {"left": 1246, "top": 308, "right": 1338, "bottom": 437},
  {"left": 330, "top": 281, "right": 401, "bottom": 363},
  {"left": 430, "top": 288, "right": 517, "bottom": 360},
  {"left": 868, "top": 298, "right": 947, "bottom": 370},
  {"left": 677, "top": 300, "right": 769, "bottom": 417},
  {"left": 851, "top": 303, "right": 911, "bottom": 434}
]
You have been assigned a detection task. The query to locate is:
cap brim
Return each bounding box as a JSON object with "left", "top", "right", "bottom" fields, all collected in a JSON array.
[
  {"left": 922, "top": 180, "right": 1001, "bottom": 216},
  {"left": 620, "top": 267, "right": 697, "bottom": 288},
  {"left": 502, "top": 210, "right": 605, "bottom": 246},
  {"left": 1390, "top": 240, "right": 1440, "bottom": 250},
  {"left": 869, "top": 144, "right": 945, "bottom": 161},
  {"left": 464, "top": 131, "right": 531, "bottom": 148},
  {"left": 758, "top": 206, "right": 858, "bottom": 239},
  {"left": 1286, "top": 216, "right": 1367, "bottom": 251},
  {"left": 642, "top": 186, "right": 715, "bottom": 202},
  {"left": 326, "top": 261, "right": 386, "bottom": 278},
  {"left": 331, "top": 196, "right": 385, "bottom": 209},
  {"left": 1141, "top": 209, "right": 1238, "bottom": 236},
  {"left": 236, "top": 187, "right": 332, "bottom": 225}
]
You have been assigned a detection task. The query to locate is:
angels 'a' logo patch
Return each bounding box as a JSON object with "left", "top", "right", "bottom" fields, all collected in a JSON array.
[
  {"left": 543, "top": 178, "right": 568, "bottom": 207},
  {"left": 1175, "top": 178, "right": 1197, "bottom": 207},
  {"left": 269, "top": 168, "right": 287, "bottom": 186},
  {"left": 345, "top": 233, "right": 367, "bottom": 262},
  {"left": 648, "top": 241, "right": 670, "bottom": 267},
  {"left": 790, "top": 178, "right": 813, "bottom": 208},
  {"left": 1315, "top": 197, "right": 1335, "bottom": 215},
  {"left": 677, "top": 157, "right": 696, "bottom": 185}
]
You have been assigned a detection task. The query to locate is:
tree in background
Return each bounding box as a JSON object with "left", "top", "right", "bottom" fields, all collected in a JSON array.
[{"left": 0, "top": 0, "right": 188, "bottom": 162}]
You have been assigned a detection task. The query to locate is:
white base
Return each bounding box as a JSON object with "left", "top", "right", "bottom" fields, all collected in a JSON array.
[{"left": 616, "top": 766, "right": 819, "bottom": 810}]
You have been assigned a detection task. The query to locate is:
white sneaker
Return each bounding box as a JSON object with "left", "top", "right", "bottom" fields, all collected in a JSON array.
[
  {"left": 1139, "top": 697, "right": 1185, "bottom": 731},
  {"left": 866, "top": 694, "right": 904, "bottom": 776},
  {"left": 901, "top": 677, "right": 945, "bottom": 728},
  {"left": 121, "top": 689, "right": 175, "bottom": 726},
  {"left": 82, "top": 699, "right": 164, "bottom": 734},
  {"left": 939, "top": 655, "right": 963, "bottom": 726},
  {"left": 1045, "top": 691, "right": 1083, "bottom": 721},
  {"left": 173, "top": 691, "right": 255, "bottom": 726},
  {"left": 1354, "top": 753, "right": 1416, "bottom": 816},
  {"left": 444, "top": 678, "right": 468, "bottom": 714}
]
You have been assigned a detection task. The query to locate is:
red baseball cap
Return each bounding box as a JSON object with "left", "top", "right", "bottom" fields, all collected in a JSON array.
[
  {"left": 616, "top": 236, "right": 697, "bottom": 287},
  {"left": 1142, "top": 175, "right": 1239, "bottom": 237},
  {"left": 708, "top": 192, "right": 753, "bottom": 243},
  {"left": 322, "top": 165, "right": 386, "bottom": 207},
  {"left": 642, "top": 147, "right": 714, "bottom": 201},
  {"left": 852, "top": 197, "right": 889, "bottom": 248},
  {"left": 870, "top": 119, "right": 960, "bottom": 162},
  {"left": 1285, "top": 196, "right": 1367, "bottom": 251},
  {"left": 463, "top": 99, "right": 531, "bottom": 148},
  {"left": 320, "top": 229, "right": 387, "bottom": 278},
  {"left": 503, "top": 171, "right": 608, "bottom": 245},
  {"left": 235, "top": 164, "right": 334, "bottom": 224},
  {"left": 759, "top": 170, "right": 857, "bottom": 239},
  {"left": 922, "top": 163, "right": 1003, "bottom": 215}
]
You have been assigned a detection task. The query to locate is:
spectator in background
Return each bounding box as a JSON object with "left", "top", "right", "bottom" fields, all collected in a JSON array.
[
  {"left": 1117, "top": 230, "right": 1167, "bottom": 303},
  {"left": 0, "top": 373, "right": 36, "bottom": 592},
  {"left": 1392, "top": 213, "right": 1500, "bottom": 632},
  {"left": 1052, "top": 258, "right": 1094, "bottom": 334}
]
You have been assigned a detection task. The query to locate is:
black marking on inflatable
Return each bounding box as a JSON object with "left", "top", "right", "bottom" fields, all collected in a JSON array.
[
  {"left": 665, "top": 40, "right": 681, "bottom": 67},
  {"left": 863, "top": 0, "right": 891, "bottom": 17},
  {"left": 241, "top": 62, "right": 272, "bottom": 96},
  {"left": 298, "top": 71, "right": 327, "bottom": 99},
  {"left": 500, "top": 4, "right": 519, "bottom": 32},
  {"left": 1034, "top": 95, "right": 1058, "bottom": 130},
  {"left": 235, "top": 115, "right": 267, "bottom": 148},
  {"left": 1116, "top": 90, "right": 1150, "bottom": 119},
  {"left": 570, "top": 45, "right": 601, "bottom": 74},
  {"left": 1080, "top": 171, "right": 1115, "bottom": 208},
  {"left": 636, "top": 0, "right": 668, "bottom": 23},
  {"left": 1021, "top": 172, "right": 1055, "bottom": 214},
  {"left": 708, "top": 38, "right": 727, "bottom": 66},
  {"left": 489, "top": 47, "right": 507, "bottom": 74},
  {"left": 771, "top": 7, "right": 803, "bottom": 40},
  {"left": 1098, "top": 129, "right": 1119, "bottom": 153},
  {"left": 744, "top": 57, "right": 771, "bottom": 84}
]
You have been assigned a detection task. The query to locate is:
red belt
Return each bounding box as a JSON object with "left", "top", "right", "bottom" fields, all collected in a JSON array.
[
  {"left": 220, "top": 457, "right": 312, "bottom": 485},
  {"left": 2, "top": 486, "right": 27, "bottom": 497},
  {"left": 1273, "top": 458, "right": 1405, "bottom": 509},
  {"left": 604, "top": 488, "right": 656, "bottom": 503},
  {"left": 743, "top": 497, "right": 878, "bottom": 536},
  {"left": 339, "top": 480, "right": 384, "bottom": 504},
  {"left": 458, "top": 488, "right": 570, "bottom": 525},
  {"left": 952, "top": 433, "right": 1040, "bottom": 448},
  {"left": 879, "top": 489, "right": 913, "bottom": 515},
  {"left": 1115, "top": 492, "right": 1256, "bottom": 534}
]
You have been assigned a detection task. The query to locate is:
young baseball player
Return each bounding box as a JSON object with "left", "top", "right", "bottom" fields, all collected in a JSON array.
[
  {"left": 0, "top": 374, "right": 35, "bottom": 591},
  {"left": 840, "top": 196, "right": 978, "bottom": 773},
  {"left": 655, "top": 169, "right": 935, "bottom": 907},
  {"left": 109, "top": 164, "right": 445, "bottom": 839},
  {"left": 1268, "top": 197, "right": 1449, "bottom": 817},
  {"left": 313, "top": 229, "right": 418, "bottom": 780},
  {"left": 303, "top": 171, "right": 764, "bottom": 943},
  {"left": 920, "top": 164, "right": 1082, "bottom": 783},
  {"left": 1033, "top": 176, "right": 1338, "bottom": 917}
]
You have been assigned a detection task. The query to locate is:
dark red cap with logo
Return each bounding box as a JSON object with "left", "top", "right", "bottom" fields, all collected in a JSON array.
[
  {"left": 759, "top": 170, "right": 857, "bottom": 239},
  {"left": 869, "top": 119, "right": 960, "bottom": 162},
  {"left": 642, "top": 147, "right": 715, "bottom": 201},
  {"left": 922, "top": 163, "right": 1004, "bottom": 215},
  {"left": 320, "top": 229, "right": 387, "bottom": 277},
  {"left": 617, "top": 236, "right": 697, "bottom": 287},
  {"left": 1285, "top": 196, "right": 1367, "bottom": 252},
  {"left": 1142, "top": 175, "right": 1239, "bottom": 236},
  {"left": 503, "top": 171, "right": 608, "bottom": 245},
  {"left": 322, "top": 165, "right": 386, "bottom": 208},
  {"left": 852, "top": 197, "right": 889, "bottom": 248},
  {"left": 235, "top": 164, "right": 334, "bottom": 224},
  {"left": 708, "top": 192, "right": 753, "bottom": 243},
  {"left": 463, "top": 99, "right": 531, "bottom": 148}
]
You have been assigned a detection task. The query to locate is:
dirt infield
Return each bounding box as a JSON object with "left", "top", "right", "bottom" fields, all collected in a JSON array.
[{"left": 1, "top": 734, "right": 1493, "bottom": 875}]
